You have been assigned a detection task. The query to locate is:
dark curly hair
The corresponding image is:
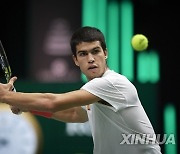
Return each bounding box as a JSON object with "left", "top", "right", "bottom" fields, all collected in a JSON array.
[{"left": 70, "top": 26, "right": 107, "bottom": 56}]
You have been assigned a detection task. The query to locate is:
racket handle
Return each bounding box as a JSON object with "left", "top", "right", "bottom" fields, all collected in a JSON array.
[
  {"left": 12, "top": 86, "right": 16, "bottom": 92},
  {"left": 10, "top": 106, "right": 22, "bottom": 115}
]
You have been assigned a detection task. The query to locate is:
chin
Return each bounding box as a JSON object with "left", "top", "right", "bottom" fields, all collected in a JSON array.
[{"left": 88, "top": 73, "right": 102, "bottom": 80}]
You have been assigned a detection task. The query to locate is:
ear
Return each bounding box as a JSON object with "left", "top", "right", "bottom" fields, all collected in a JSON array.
[
  {"left": 104, "top": 49, "right": 108, "bottom": 59},
  {"left": 72, "top": 55, "right": 79, "bottom": 66}
]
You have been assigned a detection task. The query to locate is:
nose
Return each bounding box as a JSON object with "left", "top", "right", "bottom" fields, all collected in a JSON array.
[{"left": 87, "top": 54, "right": 95, "bottom": 63}]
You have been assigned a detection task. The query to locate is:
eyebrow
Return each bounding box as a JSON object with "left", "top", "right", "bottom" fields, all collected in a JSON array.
[{"left": 77, "top": 46, "right": 101, "bottom": 54}]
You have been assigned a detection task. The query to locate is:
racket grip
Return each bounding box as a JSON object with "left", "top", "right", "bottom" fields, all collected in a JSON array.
[
  {"left": 10, "top": 106, "right": 22, "bottom": 115},
  {"left": 12, "top": 86, "right": 16, "bottom": 92}
]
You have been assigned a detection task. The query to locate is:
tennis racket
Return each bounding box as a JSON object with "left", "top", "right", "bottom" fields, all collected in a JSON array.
[
  {"left": 0, "top": 40, "right": 21, "bottom": 114},
  {"left": 0, "top": 40, "right": 13, "bottom": 82}
]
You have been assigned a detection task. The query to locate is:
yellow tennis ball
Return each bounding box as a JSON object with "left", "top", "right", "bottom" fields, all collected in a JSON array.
[{"left": 131, "top": 34, "right": 148, "bottom": 51}]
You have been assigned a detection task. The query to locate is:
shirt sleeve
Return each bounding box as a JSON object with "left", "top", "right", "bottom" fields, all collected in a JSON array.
[{"left": 81, "top": 77, "right": 128, "bottom": 112}]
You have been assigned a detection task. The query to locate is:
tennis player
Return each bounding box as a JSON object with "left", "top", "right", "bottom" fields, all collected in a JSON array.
[{"left": 0, "top": 26, "right": 162, "bottom": 154}]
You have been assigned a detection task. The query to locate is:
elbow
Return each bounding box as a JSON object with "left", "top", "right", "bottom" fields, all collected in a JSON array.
[
  {"left": 42, "top": 93, "right": 58, "bottom": 112},
  {"left": 78, "top": 113, "right": 88, "bottom": 123},
  {"left": 72, "top": 108, "right": 88, "bottom": 123},
  {"left": 79, "top": 118, "right": 88, "bottom": 123}
]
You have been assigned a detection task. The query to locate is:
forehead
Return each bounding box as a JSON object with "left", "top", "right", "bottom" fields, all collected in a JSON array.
[{"left": 76, "top": 41, "right": 101, "bottom": 52}]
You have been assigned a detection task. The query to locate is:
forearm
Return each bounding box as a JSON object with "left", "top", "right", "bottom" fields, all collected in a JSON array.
[
  {"left": 2, "top": 91, "right": 89, "bottom": 122},
  {"left": 1, "top": 91, "right": 56, "bottom": 112},
  {"left": 1, "top": 89, "right": 100, "bottom": 114},
  {"left": 52, "top": 107, "right": 88, "bottom": 123}
]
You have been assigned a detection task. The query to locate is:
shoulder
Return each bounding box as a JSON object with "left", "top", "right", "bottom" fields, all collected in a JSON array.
[
  {"left": 93, "top": 70, "right": 133, "bottom": 88},
  {"left": 81, "top": 70, "right": 132, "bottom": 91}
]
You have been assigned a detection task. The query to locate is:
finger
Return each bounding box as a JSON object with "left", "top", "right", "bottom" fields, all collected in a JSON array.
[
  {"left": 8, "top": 77, "right": 17, "bottom": 91},
  {"left": 9, "top": 76, "right": 17, "bottom": 84}
]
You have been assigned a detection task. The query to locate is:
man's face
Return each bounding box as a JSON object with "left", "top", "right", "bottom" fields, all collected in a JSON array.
[{"left": 73, "top": 41, "right": 108, "bottom": 80}]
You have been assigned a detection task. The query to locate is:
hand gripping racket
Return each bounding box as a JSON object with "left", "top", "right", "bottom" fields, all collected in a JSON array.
[{"left": 0, "top": 40, "right": 21, "bottom": 114}]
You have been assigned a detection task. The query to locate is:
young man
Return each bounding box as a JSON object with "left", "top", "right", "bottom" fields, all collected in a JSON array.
[{"left": 0, "top": 26, "right": 161, "bottom": 154}]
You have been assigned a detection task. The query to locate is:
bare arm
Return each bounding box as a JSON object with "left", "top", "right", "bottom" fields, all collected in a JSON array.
[
  {"left": 0, "top": 77, "right": 100, "bottom": 113},
  {"left": 51, "top": 107, "right": 88, "bottom": 123}
]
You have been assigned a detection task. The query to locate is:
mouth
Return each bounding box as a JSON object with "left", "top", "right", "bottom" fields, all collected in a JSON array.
[{"left": 88, "top": 65, "right": 98, "bottom": 70}]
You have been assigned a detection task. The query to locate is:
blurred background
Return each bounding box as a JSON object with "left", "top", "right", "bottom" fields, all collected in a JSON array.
[{"left": 0, "top": 0, "right": 179, "bottom": 153}]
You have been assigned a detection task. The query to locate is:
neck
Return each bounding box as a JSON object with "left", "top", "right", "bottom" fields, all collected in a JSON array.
[{"left": 87, "top": 67, "right": 109, "bottom": 81}]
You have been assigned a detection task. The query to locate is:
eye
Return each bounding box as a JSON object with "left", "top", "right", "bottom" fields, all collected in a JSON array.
[
  {"left": 78, "top": 51, "right": 87, "bottom": 57},
  {"left": 92, "top": 49, "right": 100, "bottom": 55}
]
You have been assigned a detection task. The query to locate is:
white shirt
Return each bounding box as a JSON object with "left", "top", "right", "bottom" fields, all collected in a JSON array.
[{"left": 81, "top": 70, "right": 161, "bottom": 154}]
